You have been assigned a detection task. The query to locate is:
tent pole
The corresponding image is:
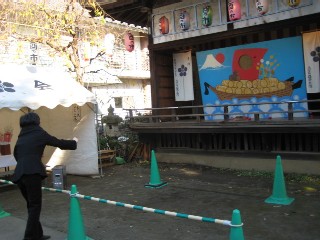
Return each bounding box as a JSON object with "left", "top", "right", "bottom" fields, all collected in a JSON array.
[{"left": 94, "top": 103, "right": 103, "bottom": 177}]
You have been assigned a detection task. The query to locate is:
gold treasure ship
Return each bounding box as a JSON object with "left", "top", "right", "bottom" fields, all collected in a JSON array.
[{"left": 204, "top": 77, "right": 302, "bottom": 101}]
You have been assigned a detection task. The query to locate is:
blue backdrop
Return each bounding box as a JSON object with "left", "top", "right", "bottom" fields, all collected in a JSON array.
[{"left": 196, "top": 37, "right": 307, "bottom": 120}]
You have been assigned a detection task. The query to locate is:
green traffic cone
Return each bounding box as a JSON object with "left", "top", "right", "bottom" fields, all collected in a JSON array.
[
  {"left": 229, "top": 209, "right": 245, "bottom": 240},
  {"left": 0, "top": 202, "right": 10, "bottom": 219},
  {"left": 67, "top": 185, "right": 92, "bottom": 240},
  {"left": 145, "top": 150, "right": 167, "bottom": 188},
  {"left": 265, "top": 155, "right": 294, "bottom": 205}
]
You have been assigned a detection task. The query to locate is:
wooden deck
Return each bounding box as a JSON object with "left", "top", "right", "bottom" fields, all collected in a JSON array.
[
  {"left": 124, "top": 101, "right": 320, "bottom": 155},
  {"left": 128, "top": 117, "right": 320, "bottom": 133}
]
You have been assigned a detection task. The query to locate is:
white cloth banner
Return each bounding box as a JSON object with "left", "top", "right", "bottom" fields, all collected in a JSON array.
[
  {"left": 173, "top": 51, "right": 194, "bottom": 101},
  {"left": 303, "top": 31, "right": 320, "bottom": 93}
]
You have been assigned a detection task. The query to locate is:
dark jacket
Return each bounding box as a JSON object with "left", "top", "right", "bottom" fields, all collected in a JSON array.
[{"left": 12, "top": 125, "right": 77, "bottom": 183}]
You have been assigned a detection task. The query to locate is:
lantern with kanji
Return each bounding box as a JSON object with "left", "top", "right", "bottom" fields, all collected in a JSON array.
[
  {"left": 202, "top": 6, "right": 213, "bottom": 27},
  {"left": 124, "top": 32, "right": 134, "bottom": 52},
  {"left": 288, "top": 0, "right": 300, "bottom": 7},
  {"left": 179, "top": 10, "right": 190, "bottom": 31},
  {"left": 228, "top": 0, "right": 241, "bottom": 21},
  {"left": 104, "top": 33, "right": 115, "bottom": 57},
  {"left": 256, "top": 0, "right": 269, "bottom": 15},
  {"left": 159, "top": 16, "right": 169, "bottom": 34},
  {"left": 82, "top": 41, "right": 91, "bottom": 61}
]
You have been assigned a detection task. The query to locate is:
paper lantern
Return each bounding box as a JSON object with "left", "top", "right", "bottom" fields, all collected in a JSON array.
[
  {"left": 179, "top": 10, "right": 190, "bottom": 31},
  {"left": 124, "top": 32, "right": 134, "bottom": 52},
  {"left": 104, "top": 33, "right": 115, "bottom": 57},
  {"left": 228, "top": 0, "right": 241, "bottom": 21},
  {"left": 82, "top": 41, "right": 90, "bottom": 61},
  {"left": 202, "top": 6, "right": 213, "bottom": 27},
  {"left": 256, "top": 0, "right": 269, "bottom": 15},
  {"left": 159, "top": 16, "right": 169, "bottom": 34},
  {"left": 288, "top": 0, "right": 300, "bottom": 7}
]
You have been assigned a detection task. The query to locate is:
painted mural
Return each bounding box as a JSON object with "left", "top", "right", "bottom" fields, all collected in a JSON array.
[{"left": 196, "top": 37, "right": 308, "bottom": 120}]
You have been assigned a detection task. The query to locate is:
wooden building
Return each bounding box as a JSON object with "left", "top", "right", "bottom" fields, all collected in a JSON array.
[{"left": 103, "top": 0, "right": 320, "bottom": 174}]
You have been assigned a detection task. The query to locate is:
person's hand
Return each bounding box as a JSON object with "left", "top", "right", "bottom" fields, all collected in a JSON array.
[{"left": 73, "top": 137, "right": 78, "bottom": 143}]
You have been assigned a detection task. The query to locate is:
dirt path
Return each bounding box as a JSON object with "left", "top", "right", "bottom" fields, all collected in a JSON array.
[{"left": 0, "top": 163, "right": 319, "bottom": 240}]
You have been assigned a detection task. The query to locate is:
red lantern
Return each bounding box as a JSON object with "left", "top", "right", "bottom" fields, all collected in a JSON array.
[
  {"left": 228, "top": 0, "right": 241, "bottom": 21},
  {"left": 159, "top": 16, "right": 169, "bottom": 34},
  {"left": 256, "top": 0, "right": 269, "bottom": 15},
  {"left": 124, "top": 32, "right": 134, "bottom": 52},
  {"left": 179, "top": 10, "right": 190, "bottom": 31}
]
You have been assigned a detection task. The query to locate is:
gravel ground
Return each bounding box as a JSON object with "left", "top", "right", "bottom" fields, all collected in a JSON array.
[{"left": 0, "top": 162, "right": 319, "bottom": 240}]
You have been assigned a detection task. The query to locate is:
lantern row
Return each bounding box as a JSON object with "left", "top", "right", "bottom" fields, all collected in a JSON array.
[{"left": 157, "top": 0, "right": 304, "bottom": 35}]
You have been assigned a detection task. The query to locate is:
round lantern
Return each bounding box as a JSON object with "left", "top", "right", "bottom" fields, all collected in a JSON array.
[
  {"left": 179, "top": 10, "right": 190, "bottom": 31},
  {"left": 202, "top": 6, "right": 213, "bottom": 27},
  {"left": 288, "top": 0, "right": 300, "bottom": 7},
  {"left": 256, "top": 0, "right": 269, "bottom": 15},
  {"left": 228, "top": 0, "right": 241, "bottom": 21},
  {"left": 159, "top": 16, "right": 169, "bottom": 34},
  {"left": 104, "top": 33, "right": 115, "bottom": 57},
  {"left": 124, "top": 32, "right": 134, "bottom": 52}
]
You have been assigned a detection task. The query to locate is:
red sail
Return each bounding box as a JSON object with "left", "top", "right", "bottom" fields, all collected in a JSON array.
[{"left": 232, "top": 48, "right": 268, "bottom": 81}]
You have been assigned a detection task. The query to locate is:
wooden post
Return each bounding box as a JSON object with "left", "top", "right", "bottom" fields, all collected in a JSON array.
[
  {"left": 128, "top": 109, "right": 133, "bottom": 122},
  {"left": 288, "top": 102, "right": 293, "bottom": 120},
  {"left": 171, "top": 108, "right": 176, "bottom": 122},
  {"left": 224, "top": 105, "right": 229, "bottom": 121},
  {"left": 254, "top": 113, "right": 260, "bottom": 121}
]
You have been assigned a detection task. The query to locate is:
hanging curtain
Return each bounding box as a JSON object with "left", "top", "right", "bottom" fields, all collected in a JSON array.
[
  {"left": 173, "top": 51, "right": 194, "bottom": 101},
  {"left": 302, "top": 31, "right": 320, "bottom": 93}
]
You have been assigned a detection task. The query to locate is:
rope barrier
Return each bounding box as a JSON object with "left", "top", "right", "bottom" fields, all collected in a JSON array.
[
  {"left": 42, "top": 187, "right": 70, "bottom": 195},
  {"left": 75, "top": 192, "right": 232, "bottom": 226},
  {"left": 0, "top": 179, "right": 240, "bottom": 227}
]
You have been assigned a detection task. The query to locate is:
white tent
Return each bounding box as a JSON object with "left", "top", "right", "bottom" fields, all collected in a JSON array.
[{"left": 0, "top": 64, "right": 99, "bottom": 175}]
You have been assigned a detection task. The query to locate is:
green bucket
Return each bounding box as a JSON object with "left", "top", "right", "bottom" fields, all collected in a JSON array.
[{"left": 115, "top": 157, "right": 125, "bottom": 165}]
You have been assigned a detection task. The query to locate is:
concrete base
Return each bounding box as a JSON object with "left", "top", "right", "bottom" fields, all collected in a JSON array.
[{"left": 155, "top": 151, "right": 320, "bottom": 175}]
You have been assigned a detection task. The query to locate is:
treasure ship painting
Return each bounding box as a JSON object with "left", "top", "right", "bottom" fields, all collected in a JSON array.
[{"left": 196, "top": 37, "right": 308, "bottom": 120}]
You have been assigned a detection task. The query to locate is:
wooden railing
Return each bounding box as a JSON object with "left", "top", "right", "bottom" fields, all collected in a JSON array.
[{"left": 124, "top": 99, "right": 320, "bottom": 123}]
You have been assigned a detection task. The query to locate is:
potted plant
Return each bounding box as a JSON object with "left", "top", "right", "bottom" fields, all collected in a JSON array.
[
  {"left": 3, "top": 126, "right": 13, "bottom": 143},
  {"left": 0, "top": 126, "right": 13, "bottom": 155}
]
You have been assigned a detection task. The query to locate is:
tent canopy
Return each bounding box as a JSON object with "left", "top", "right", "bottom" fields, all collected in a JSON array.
[
  {"left": 0, "top": 64, "right": 97, "bottom": 110},
  {"left": 0, "top": 64, "right": 99, "bottom": 176}
]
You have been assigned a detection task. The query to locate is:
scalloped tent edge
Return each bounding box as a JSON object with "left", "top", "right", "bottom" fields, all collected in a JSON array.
[{"left": 0, "top": 64, "right": 99, "bottom": 176}]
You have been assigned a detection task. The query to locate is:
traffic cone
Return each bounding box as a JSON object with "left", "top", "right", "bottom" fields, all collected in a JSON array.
[
  {"left": 229, "top": 209, "right": 245, "bottom": 240},
  {"left": 265, "top": 155, "right": 294, "bottom": 205},
  {"left": 145, "top": 150, "right": 167, "bottom": 188},
  {"left": 0, "top": 202, "right": 10, "bottom": 219},
  {"left": 67, "top": 185, "right": 92, "bottom": 240}
]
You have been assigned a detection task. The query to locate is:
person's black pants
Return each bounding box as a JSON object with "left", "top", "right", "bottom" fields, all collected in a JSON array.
[{"left": 17, "top": 174, "right": 44, "bottom": 240}]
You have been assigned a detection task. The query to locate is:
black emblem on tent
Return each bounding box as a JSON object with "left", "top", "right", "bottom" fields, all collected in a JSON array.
[
  {"left": 0, "top": 81, "right": 15, "bottom": 92},
  {"left": 34, "top": 80, "right": 52, "bottom": 90}
]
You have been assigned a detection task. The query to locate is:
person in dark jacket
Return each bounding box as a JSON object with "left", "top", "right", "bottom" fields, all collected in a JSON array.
[{"left": 12, "top": 112, "right": 78, "bottom": 240}]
